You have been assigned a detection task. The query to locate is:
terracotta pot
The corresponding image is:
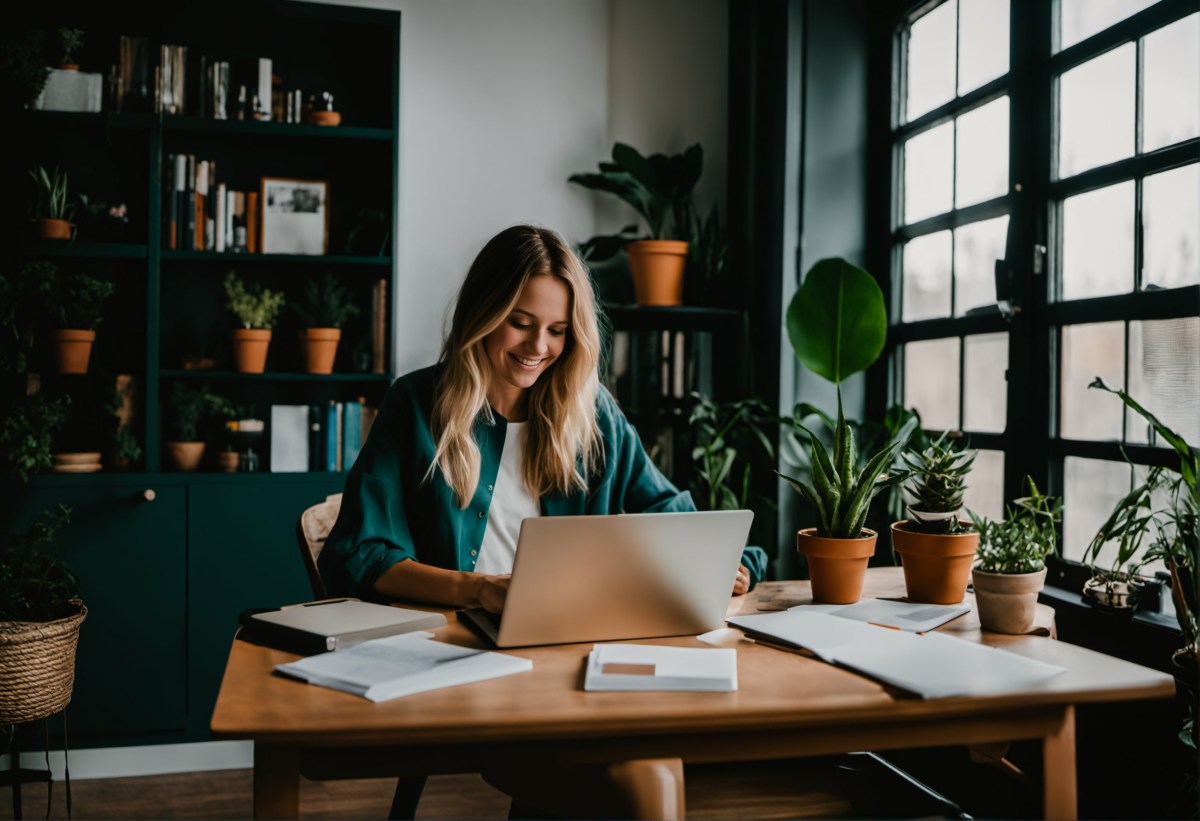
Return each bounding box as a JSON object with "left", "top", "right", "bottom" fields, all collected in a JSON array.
[
  {"left": 308, "top": 110, "right": 341, "bottom": 126},
  {"left": 231, "top": 328, "right": 272, "bottom": 373},
  {"left": 217, "top": 450, "right": 240, "bottom": 473},
  {"left": 971, "top": 566, "right": 1047, "bottom": 634},
  {"left": 166, "top": 441, "right": 206, "bottom": 472},
  {"left": 34, "top": 218, "right": 72, "bottom": 240},
  {"left": 302, "top": 327, "right": 341, "bottom": 374},
  {"left": 796, "top": 527, "right": 877, "bottom": 604},
  {"left": 52, "top": 329, "right": 95, "bottom": 374},
  {"left": 626, "top": 240, "right": 687, "bottom": 306},
  {"left": 892, "top": 521, "right": 978, "bottom": 604}
]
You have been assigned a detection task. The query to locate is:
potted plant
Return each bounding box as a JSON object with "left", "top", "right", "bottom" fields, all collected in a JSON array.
[
  {"left": 292, "top": 272, "right": 360, "bottom": 374},
  {"left": 0, "top": 505, "right": 86, "bottom": 730},
  {"left": 776, "top": 258, "right": 915, "bottom": 604},
  {"left": 892, "top": 433, "right": 979, "bottom": 604},
  {"left": 0, "top": 391, "right": 70, "bottom": 482},
  {"left": 29, "top": 164, "right": 75, "bottom": 240},
  {"left": 969, "top": 477, "right": 1061, "bottom": 634},
  {"left": 224, "top": 270, "right": 284, "bottom": 373},
  {"left": 55, "top": 28, "right": 83, "bottom": 71},
  {"left": 0, "top": 29, "right": 51, "bottom": 111},
  {"left": 163, "top": 382, "right": 237, "bottom": 472},
  {"left": 569, "top": 142, "right": 701, "bottom": 306},
  {"left": 36, "top": 262, "right": 115, "bottom": 374}
]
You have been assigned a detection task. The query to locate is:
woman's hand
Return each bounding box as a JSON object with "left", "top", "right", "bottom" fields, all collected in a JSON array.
[
  {"left": 732, "top": 564, "right": 750, "bottom": 596},
  {"left": 476, "top": 573, "right": 511, "bottom": 614}
]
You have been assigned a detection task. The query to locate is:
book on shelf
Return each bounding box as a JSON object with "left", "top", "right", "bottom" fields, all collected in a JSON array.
[
  {"left": 372, "top": 278, "right": 388, "bottom": 374},
  {"left": 247, "top": 191, "right": 259, "bottom": 253},
  {"left": 195, "top": 159, "right": 208, "bottom": 251},
  {"left": 308, "top": 404, "right": 325, "bottom": 471},
  {"left": 240, "top": 598, "right": 447, "bottom": 656},
  {"left": 214, "top": 182, "right": 226, "bottom": 253},
  {"left": 269, "top": 405, "right": 309, "bottom": 472},
  {"left": 158, "top": 44, "right": 186, "bottom": 115},
  {"left": 184, "top": 154, "right": 196, "bottom": 250},
  {"left": 326, "top": 401, "right": 342, "bottom": 472}
]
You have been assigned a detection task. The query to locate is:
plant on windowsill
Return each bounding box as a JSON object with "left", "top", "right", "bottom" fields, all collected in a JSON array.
[
  {"left": 163, "top": 382, "right": 237, "bottom": 472},
  {"left": 776, "top": 258, "right": 916, "bottom": 604},
  {"left": 224, "top": 270, "right": 284, "bottom": 374},
  {"left": 29, "top": 164, "right": 75, "bottom": 240},
  {"left": 891, "top": 433, "right": 979, "bottom": 604},
  {"left": 292, "top": 272, "right": 360, "bottom": 374},
  {"left": 36, "top": 261, "right": 116, "bottom": 374},
  {"left": 968, "top": 476, "right": 1061, "bottom": 634}
]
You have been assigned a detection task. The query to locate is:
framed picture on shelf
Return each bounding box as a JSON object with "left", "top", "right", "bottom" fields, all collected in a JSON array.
[{"left": 260, "top": 177, "right": 329, "bottom": 255}]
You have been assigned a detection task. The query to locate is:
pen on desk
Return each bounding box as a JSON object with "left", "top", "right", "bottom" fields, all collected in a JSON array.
[{"left": 868, "top": 621, "right": 901, "bottom": 631}]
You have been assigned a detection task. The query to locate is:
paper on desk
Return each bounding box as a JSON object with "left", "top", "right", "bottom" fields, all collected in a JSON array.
[
  {"left": 276, "top": 632, "right": 532, "bottom": 702},
  {"left": 789, "top": 598, "right": 969, "bottom": 632},
  {"left": 585, "top": 644, "right": 737, "bottom": 692}
]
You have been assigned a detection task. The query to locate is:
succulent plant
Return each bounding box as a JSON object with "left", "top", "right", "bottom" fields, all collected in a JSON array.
[{"left": 900, "top": 432, "right": 976, "bottom": 534}]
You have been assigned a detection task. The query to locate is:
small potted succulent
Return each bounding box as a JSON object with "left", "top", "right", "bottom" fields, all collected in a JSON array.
[
  {"left": 29, "top": 165, "right": 75, "bottom": 240},
  {"left": 163, "top": 382, "right": 237, "bottom": 472},
  {"left": 892, "top": 433, "right": 979, "bottom": 604},
  {"left": 292, "top": 272, "right": 360, "bottom": 374},
  {"left": 224, "top": 271, "right": 284, "bottom": 373},
  {"left": 969, "top": 477, "right": 1061, "bottom": 634}
]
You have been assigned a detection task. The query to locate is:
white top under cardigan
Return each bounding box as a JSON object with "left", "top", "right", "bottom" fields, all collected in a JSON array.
[{"left": 474, "top": 422, "right": 540, "bottom": 575}]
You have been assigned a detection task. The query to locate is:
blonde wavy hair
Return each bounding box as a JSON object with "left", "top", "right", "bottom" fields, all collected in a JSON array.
[{"left": 431, "top": 225, "right": 603, "bottom": 507}]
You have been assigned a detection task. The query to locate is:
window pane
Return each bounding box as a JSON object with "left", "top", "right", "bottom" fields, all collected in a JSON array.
[
  {"left": 902, "top": 231, "right": 952, "bottom": 321},
  {"left": 1127, "top": 317, "right": 1200, "bottom": 446},
  {"left": 904, "top": 122, "right": 954, "bottom": 224},
  {"left": 963, "top": 448, "right": 1004, "bottom": 520},
  {"left": 963, "top": 333, "right": 1007, "bottom": 433},
  {"left": 1063, "top": 457, "right": 1132, "bottom": 565},
  {"left": 1059, "top": 0, "right": 1156, "bottom": 51},
  {"left": 1061, "top": 181, "right": 1134, "bottom": 300},
  {"left": 954, "top": 215, "right": 1008, "bottom": 315},
  {"left": 1132, "top": 464, "right": 1169, "bottom": 577},
  {"left": 955, "top": 96, "right": 1009, "bottom": 208},
  {"left": 907, "top": 0, "right": 957, "bottom": 122},
  {"left": 958, "top": 0, "right": 1009, "bottom": 95},
  {"left": 904, "top": 338, "right": 961, "bottom": 433},
  {"left": 1144, "top": 14, "right": 1200, "bottom": 152},
  {"left": 1060, "top": 322, "right": 1124, "bottom": 441},
  {"left": 1143, "top": 164, "right": 1200, "bottom": 291},
  {"left": 1058, "top": 44, "right": 1134, "bottom": 178}
]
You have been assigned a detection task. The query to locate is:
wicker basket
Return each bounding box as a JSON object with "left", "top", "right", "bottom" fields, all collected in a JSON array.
[{"left": 0, "top": 602, "right": 87, "bottom": 724}]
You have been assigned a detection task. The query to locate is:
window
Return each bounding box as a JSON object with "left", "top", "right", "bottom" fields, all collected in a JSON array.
[{"left": 884, "top": 0, "right": 1199, "bottom": 580}]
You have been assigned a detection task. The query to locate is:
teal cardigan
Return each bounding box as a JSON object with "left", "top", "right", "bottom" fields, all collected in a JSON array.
[{"left": 320, "top": 365, "right": 767, "bottom": 599}]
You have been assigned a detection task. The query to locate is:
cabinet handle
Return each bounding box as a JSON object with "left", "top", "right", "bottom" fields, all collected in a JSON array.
[{"left": 143, "top": 489, "right": 156, "bottom": 502}]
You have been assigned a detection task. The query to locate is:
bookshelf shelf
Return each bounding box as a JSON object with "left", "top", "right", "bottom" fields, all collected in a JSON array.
[
  {"left": 24, "top": 242, "right": 149, "bottom": 259},
  {"left": 162, "top": 118, "right": 393, "bottom": 140},
  {"left": 160, "top": 370, "right": 392, "bottom": 383},
  {"left": 162, "top": 251, "right": 392, "bottom": 266}
]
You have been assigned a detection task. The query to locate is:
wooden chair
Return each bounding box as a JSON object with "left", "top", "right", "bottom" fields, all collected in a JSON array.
[{"left": 296, "top": 493, "right": 342, "bottom": 600}]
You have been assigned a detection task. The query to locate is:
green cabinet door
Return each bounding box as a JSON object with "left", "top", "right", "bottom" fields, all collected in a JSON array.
[
  {"left": 0, "top": 481, "right": 187, "bottom": 739},
  {"left": 186, "top": 475, "right": 346, "bottom": 739}
]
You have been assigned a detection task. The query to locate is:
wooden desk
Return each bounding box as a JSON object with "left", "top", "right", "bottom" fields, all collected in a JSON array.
[{"left": 210, "top": 567, "right": 1174, "bottom": 820}]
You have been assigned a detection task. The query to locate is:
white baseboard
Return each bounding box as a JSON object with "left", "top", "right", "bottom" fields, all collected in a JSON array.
[{"left": 0, "top": 740, "right": 253, "bottom": 781}]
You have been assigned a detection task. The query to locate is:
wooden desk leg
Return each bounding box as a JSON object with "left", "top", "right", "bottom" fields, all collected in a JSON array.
[
  {"left": 253, "top": 743, "right": 300, "bottom": 820},
  {"left": 606, "top": 758, "right": 686, "bottom": 821},
  {"left": 1043, "top": 706, "right": 1078, "bottom": 821}
]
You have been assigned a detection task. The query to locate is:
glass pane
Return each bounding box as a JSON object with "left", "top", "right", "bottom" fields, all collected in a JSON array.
[
  {"left": 1127, "top": 317, "right": 1200, "bottom": 446},
  {"left": 907, "top": 0, "right": 957, "bottom": 122},
  {"left": 1143, "top": 164, "right": 1200, "bottom": 290},
  {"left": 1059, "top": 0, "right": 1156, "bottom": 51},
  {"left": 958, "top": 0, "right": 1009, "bottom": 95},
  {"left": 1061, "top": 181, "right": 1134, "bottom": 300},
  {"left": 904, "top": 338, "right": 961, "bottom": 433},
  {"left": 904, "top": 122, "right": 954, "bottom": 224},
  {"left": 902, "top": 231, "right": 952, "bottom": 321},
  {"left": 1144, "top": 14, "right": 1200, "bottom": 152},
  {"left": 963, "top": 448, "right": 1004, "bottom": 521},
  {"left": 1063, "top": 457, "right": 1132, "bottom": 564},
  {"left": 1058, "top": 44, "right": 1134, "bottom": 178},
  {"left": 1060, "top": 322, "right": 1123, "bottom": 441},
  {"left": 963, "top": 333, "right": 1007, "bottom": 433},
  {"left": 954, "top": 215, "right": 1008, "bottom": 315},
  {"left": 955, "top": 96, "right": 1009, "bottom": 208}
]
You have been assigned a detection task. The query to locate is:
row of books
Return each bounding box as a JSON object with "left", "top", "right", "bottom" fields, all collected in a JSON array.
[
  {"left": 165, "top": 154, "right": 258, "bottom": 252},
  {"left": 270, "top": 400, "right": 379, "bottom": 473}
]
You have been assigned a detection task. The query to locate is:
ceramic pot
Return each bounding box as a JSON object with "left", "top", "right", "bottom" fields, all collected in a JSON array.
[
  {"left": 302, "top": 327, "right": 341, "bottom": 374},
  {"left": 796, "top": 527, "right": 877, "bottom": 604},
  {"left": 972, "top": 566, "right": 1047, "bottom": 634},
  {"left": 626, "top": 240, "right": 687, "bottom": 306},
  {"left": 50, "top": 452, "right": 102, "bottom": 474},
  {"left": 1082, "top": 574, "right": 1135, "bottom": 610},
  {"left": 308, "top": 110, "right": 341, "bottom": 126},
  {"left": 231, "top": 328, "right": 271, "bottom": 373},
  {"left": 34, "top": 218, "right": 72, "bottom": 240},
  {"left": 52, "top": 329, "right": 96, "bottom": 374},
  {"left": 892, "top": 520, "right": 978, "bottom": 604},
  {"left": 166, "top": 441, "right": 205, "bottom": 472}
]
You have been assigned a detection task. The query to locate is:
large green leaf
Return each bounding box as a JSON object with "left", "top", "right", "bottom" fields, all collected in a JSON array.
[{"left": 787, "top": 258, "right": 887, "bottom": 385}]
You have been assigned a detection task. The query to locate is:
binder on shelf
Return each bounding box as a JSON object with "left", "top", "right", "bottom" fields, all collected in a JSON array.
[{"left": 269, "top": 405, "right": 309, "bottom": 472}]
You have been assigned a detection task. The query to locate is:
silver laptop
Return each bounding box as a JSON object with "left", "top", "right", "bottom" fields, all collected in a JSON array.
[{"left": 458, "top": 509, "right": 753, "bottom": 648}]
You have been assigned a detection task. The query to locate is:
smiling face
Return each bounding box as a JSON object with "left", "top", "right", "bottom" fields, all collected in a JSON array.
[{"left": 482, "top": 274, "right": 571, "bottom": 420}]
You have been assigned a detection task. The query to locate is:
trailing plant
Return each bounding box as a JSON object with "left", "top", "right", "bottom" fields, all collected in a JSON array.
[
  {"left": 164, "top": 382, "right": 237, "bottom": 442},
  {"left": 224, "top": 271, "right": 284, "bottom": 330},
  {"left": 900, "top": 432, "right": 976, "bottom": 534},
  {"left": 292, "top": 272, "right": 360, "bottom": 328},
  {"left": 56, "top": 27, "right": 83, "bottom": 67},
  {"left": 688, "top": 392, "right": 777, "bottom": 513},
  {"left": 0, "top": 392, "right": 70, "bottom": 482},
  {"left": 970, "top": 476, "right": 1061, "bottom": 575},
  {"left": 0, "top": 505, "right": 79, "bottom": 622},
  {"left": 29, "top": 164, "right": 74, "bottom": 222}
]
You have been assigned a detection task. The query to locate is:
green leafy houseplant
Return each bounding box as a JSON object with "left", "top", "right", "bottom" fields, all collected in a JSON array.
[
  {"left": 970, "top": 477, "right": 1061, "bottom": 576},
  {"left": 164, "top": 382, "right": 236, "bottom": 443},
  {"left": 0, "top": 392, "right": 70, "bottom": 482},
  {"left": 0, "top": 505, "right": 78, "bottom": 622},
  {"left": 900, "top": 433, "right": 976, "bottom": 535},
  {"left": 56, "top": 27, "right": 84, "bottom": 68},
  {"left": 224, "top": 271, "right": 284, "bottom": 330},
  {"left": 293, "top": 272, "right": 360, "bottom": 329},
  {"left": 44, "top": 268, "right": 115, "bottom": 331},
  {"left": 688, "top": 393, "right": 777, "bottom": 514},
  {"left": 0, "top": 29, "right": 52, "bottom": 110},
  {"left": 29, "top": 164, "right": 75, "bottom": 223}
]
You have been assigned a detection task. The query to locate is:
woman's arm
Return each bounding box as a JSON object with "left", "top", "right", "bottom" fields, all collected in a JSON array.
[{"left": 372, "top": 560, "right": 510, "bottom": 613}]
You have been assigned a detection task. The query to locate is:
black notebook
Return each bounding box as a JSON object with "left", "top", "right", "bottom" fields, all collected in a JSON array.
[{"left": 239, "top": 598, "right": 447, "bottom": 656}]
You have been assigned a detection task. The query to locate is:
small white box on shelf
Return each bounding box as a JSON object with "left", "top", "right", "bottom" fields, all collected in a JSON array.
[{"left": 33, "top": 69, "right": 103, "bottom": 113}]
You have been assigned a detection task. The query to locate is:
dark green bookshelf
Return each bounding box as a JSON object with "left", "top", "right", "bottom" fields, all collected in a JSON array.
[
  {"left": 163, "top": 250, "right": 391, "bottom": 266},
  {"left": 163, "top": 118, "right": 393, "bottom": 140},
  {"left": 24, "top": 241, "right": 148, "bottom": 258},
  {"left": 160, "top": 369, "right": 392, "bottom": 382}
]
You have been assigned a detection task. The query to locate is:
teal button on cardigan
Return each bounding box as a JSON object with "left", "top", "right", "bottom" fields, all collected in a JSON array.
[{"left": 320, "top": 365, "right": 767, "bottom": 599}]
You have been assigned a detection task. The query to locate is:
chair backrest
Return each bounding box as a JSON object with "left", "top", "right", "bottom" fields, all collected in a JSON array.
[{"left": 296, "top": 493, "right": 343, "bottom": 600}]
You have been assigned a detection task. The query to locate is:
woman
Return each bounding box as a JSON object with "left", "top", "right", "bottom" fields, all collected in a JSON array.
[{"left": 320, "top": 223, "right": 766, "bottom": 613}]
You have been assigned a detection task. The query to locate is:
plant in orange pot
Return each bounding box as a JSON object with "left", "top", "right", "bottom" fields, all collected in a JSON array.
[
  {"left": 892, "top": 434, "right": 978, "bottom": 604},
  {"left": 292, "top": 272, "right": 360, "bottom": 374},
  {"left": 29, "top": 165, "right": 75, "bottom": 240},
  {"left": 163, "top": 382, "right": 237, "bottom": 472},
  {"left": 224, "top": 270, "right": 284, "bottom": 373},
  {"left": 777, "top": 258, "right": 915, "bottom": 604},
  {"left": 39, "top": 262, "right": 115, "bottom": 374}
]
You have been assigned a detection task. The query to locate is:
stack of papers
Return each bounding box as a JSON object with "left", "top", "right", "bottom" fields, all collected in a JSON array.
[
  {"left": 794, "top": 598, "right": 970, "bottom": 633},
  {"left": 585, "top": 644, "right": 737, "bottom": 692},
  {"left": 276, "top": 632, "right": 532, "bottom": 702}
]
